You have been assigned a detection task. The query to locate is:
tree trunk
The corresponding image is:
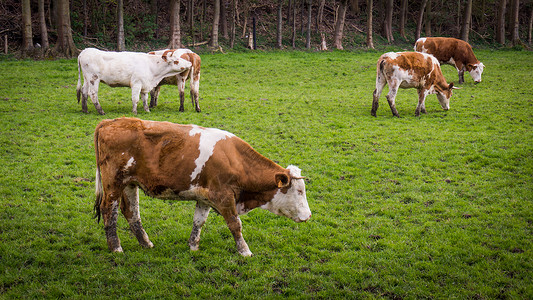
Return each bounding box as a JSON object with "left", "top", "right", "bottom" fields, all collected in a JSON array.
[
  {"left": 151, "top": 0, "right": 159, "bottom": 39},
  {"left": 384, "top": 0, "right": 394, "bottom": 42},
  {"left": 189, "top": 0, "right": 194, "bottom": 45},
  {"left": 117, "top": 0, "right": 125, "bottom": 51},
  {"left": 460, "top": 0, "right": 472, "bottom": 42},
  {"left": 22, "top": 0, "right": 33, "bottom": 52},
  {"left": 350, "top": 0, "right": 359, "bottom": 14},
  {"left": 415, "top": 0, "right": 429, "bottom": 40},
  {"left": 220, "top": 0, "right": 229, "bottom": 39},
  {"left": 424, "top": 0, "right": 431, "bottom": 37},
  {"left": 306, "top": 0, "right": 312, "bottom": 49},
  {"left": 292, "top": 0, "right": 297, "bottom": 48},
  {"left": 366, "top": 0, "right": 374, "bottom": 49},
  {"left": 230, "top": 0, "right": 237, "bottom": 48},
  {"left": 38, "top": 0, "right": 49, "bottom": 49},
  {"left": 399, "top": 0, "right": 408, "bottom": 40},
  {"left": 496, "top": 0, "right": 507, "bottom": 44},
  {"left": 277, "top": 0, "right": 283, "bottom": 48},
  {"left": 334, "top": 0, "right": 348, "bottom": 49},
  {"left": 169, "top": 0, "right": 181, "bottom": 48},
  {"left": 53, "top": 0, "right": 77, "bottom": 58},
  {"left": 211, "top": 0, "right": 221, "bottom": 48},
  {"left": 527, "top": 7, "right": 533, "bottom": 46},
  {"left": 83, "top": 0, "right": 88, "bottom": 37},
  {"left": 510, "top": 0, "right": 520, "bottom": 45},
  {"left": 317, "top": 0, "right": 325, "bottom": 33}
]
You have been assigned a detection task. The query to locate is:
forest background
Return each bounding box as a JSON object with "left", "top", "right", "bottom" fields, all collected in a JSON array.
[{"left": 2, "top": 0, "right": 533, "bottom": 58}]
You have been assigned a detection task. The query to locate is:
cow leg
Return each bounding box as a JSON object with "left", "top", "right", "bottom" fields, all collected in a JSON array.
[
  {"left": 458, "top": 69, "right": 465, "bottom": 84},
  {"left": 131, "top": 86, "right": 141, "bottom": 114},
  {"left": 81, "top": 82, "right": 89, "bottom": 113},
  {"left": 385, "top": 80, "right": 400, "bottom": 117},
  {"left": 120, "top": 184, "right": 153, "bottom": 249},
  {"left": 191, "top": 76, "right": 201, "bottom": 112},
  {"left": 87, "top": 80, "right": 105, "bottom": 115},
  {"left": 188, "top": 202, "right": 211, "bottom": 251},
  {"left": 415, "top": 90, "right": 428, "bottom": 117},
  {"left": 149, "top": 86, "right": 160, "bottom": 108},
  {"left": 101, "top": 192, "right": 123, "bottom": 252},
  {"left": 140, "top": 91, "right": 150, "bottom": 113},
  {"left": 178, "top": 77, "right": 186, "bottom": 112},
  {"left": 219, "top": 207, "right": 252, "bottom": 257},
  {"left": 371, "top": 73, "right": 387, "bottom": 117}
]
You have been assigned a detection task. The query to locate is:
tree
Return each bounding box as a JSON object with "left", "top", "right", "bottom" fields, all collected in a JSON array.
[
  {"left": 334, "top": 0, "right": 348, "bottom": 50},
  {"left": 510, "top": 0, "right": 520, "bottom": 45},
  {"left": 230, "top": 0, "right": 237, "bottom": 48},
  {"left": 424, "top": 0, "right": 431, "bottom": 37},
  {"left": 529, "top": 6, "right": 533, "bottom": 45},
  {"left": 306, "top": 0, "right": 312, "bottom": 49},
  {"left": 210, "top": 0, "right": 221, "bottom": 48},
  {"left": 415, "top": 0, "right": 429, "bottom": 40},
  {"left": 460, "top": 0, "right": 473, "bottom": 42},
  {"left": 169, "top": 0, "right": 181, "bottom": 48},
  {"left": 38, "top": 0, "right": 49, "bottom": 49},
  {"left": 21, "top": 0, "right": 33, "bottom": 53},
  {"left": 383, "top": 0, "right": 394, "bottom": 43},
  {"left": 53, "top": 0, "right": 78, "bottom": 58},
  {"left": 277, "top": 0, "right": 283, "bottom": 48},
  {"left": 399, "top": 0, "right": 408, "bottom": 40},
  {"left": 496, "top": 0, "right": 507, "bottom": 44},
  {"left": 317, "top": 0, "right": 325, "bottom": 33},
  {"left": 366, "top": 0, "right": 374, "bottom": 49},
  {"left": 117, "top": 0, "right": 125, "bottom": 51},
  {"left": 220, "top": 0, "right": 229, "bottom": 39}
]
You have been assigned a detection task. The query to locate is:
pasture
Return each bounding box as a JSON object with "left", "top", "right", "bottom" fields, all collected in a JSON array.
[{"left": 1, "top": 49, "right": 532, "bottom": 298}]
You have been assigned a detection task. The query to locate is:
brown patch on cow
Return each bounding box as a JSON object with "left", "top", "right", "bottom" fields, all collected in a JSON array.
[{"left": 161, "top": 49, "right": 176, "bottom": 62}]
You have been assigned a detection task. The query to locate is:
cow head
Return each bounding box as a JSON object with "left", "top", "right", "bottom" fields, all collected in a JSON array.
[
  {"left": 161, "top": 50, "right": 192, "bottom": 73},
  {"left": 467, "top": 62, "right": 485, "bottom": 84},
  {"left": 260, "top": 165, "right": 312, "bottom": 223},
  {"left": 436, "top": 82, "right": 460, "bottom": 111}
]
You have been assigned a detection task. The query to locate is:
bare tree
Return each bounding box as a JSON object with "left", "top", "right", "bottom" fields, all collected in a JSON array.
[
  {"left": 117, "top": 0, "right": 125, "bottom": 51},
  {"left": 383, "top": 0, "right": 394, "bottom": 43},
  {"left": 460, "top": 0, "right": 473, "bottom": 42},
  {"left": 53, "top": 0, "right": 77, "bottom": 58},
  {"left": 496, "top": 0, "right": 507, "bottom": 44},
  {"left": 424, "top": 0, "right": 431, "bottom": 37},
  {"left": 22, "top": 0, "right": 33, "bottom": 53},
  {"left": 169, "top": 0, "right": 181, "bottom": 48},
  {"left": 188, "top": 0, "right": 194, "bottom": 44},
  {"left": 151, "top": 0, "right": 159, "bottom": 39},
  {"left": 350, "top": 0, "right": 359, "bottom": 14},
  {"left": 292, "top": 0, "right": 297, "bottom": 48},
  {"left": 415, "top": 0, "right": 429, "bottom": 40},
  {"left": 277, "top": 0, "right": 283, "bottom": 48},
  {"left": 529, "top": 6, "right": 533, "bottom": 45},
  {"left": 306, "top": 0, "right": 312, "bottom": 49},
  {"left": 366, "top": 0, "right": 374, "bottom": 49},
  {"left": 230, "top": 0, "right": 237, "bottom": 48},
  {"left": 399, "top": 0, "right": 408, "bottom": 40},
  {"left": 211, "top": 0, "right": 221, "bottom": 48},
  {"left": 220, "top": 0, "right": 229, "bottom": 39},
  {"left": 334, "top": 0, "right": 348, "bottom": 49},
  {"left": 317, "top": 0, "right": 325, "bottom": 33},
  {"left": 510, "top": 0, "right": 520, "bottom": 45},
  {"left": 38, "top": 0, "right": 49, "bottom": 49}
]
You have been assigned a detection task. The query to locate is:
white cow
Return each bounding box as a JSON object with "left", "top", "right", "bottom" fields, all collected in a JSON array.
[{"left": 76, "top": 48, "right": 192, "bottom": 115}]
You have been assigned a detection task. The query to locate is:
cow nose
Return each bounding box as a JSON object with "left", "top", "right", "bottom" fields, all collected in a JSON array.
[{"left": 298, "top": 214, "right": 311, "bottom": 223}]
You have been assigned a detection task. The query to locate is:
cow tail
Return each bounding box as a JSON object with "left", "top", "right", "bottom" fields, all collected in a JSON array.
[
  {"left": 76, "top": 58, "right": 82, "bottom": 104},
  {"left": 377, "top": 59, "right": 386, "bottom": 81},
  {"left": 93, "top": 125, "right": 103, "bottom": 223}
]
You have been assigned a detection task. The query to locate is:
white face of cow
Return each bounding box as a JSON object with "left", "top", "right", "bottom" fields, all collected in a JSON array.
[
  {"left": 469, "top": 62, "right": 484, "bottom": 83},
  {"left": 260, "top": 165, "right": 312, "bottom": 223},
  {"left": 436, "top": 83, "right": 455, "bottom": 111}
]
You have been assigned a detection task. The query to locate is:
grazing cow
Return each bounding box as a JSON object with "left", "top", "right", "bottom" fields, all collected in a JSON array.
[
  {"left": 94, "top": 117, "right": 311, "bottom": 256},
  {"left": 372, "top": 52, "right": 459, "bottom": 117},
  {"left": 148, "top": 49, "right": 202, "bottom": 112},
  {"left": 76, "top": 48, "right": 192, "bottom": 115},
  {"left": 414, "top": 37, "right": 485, "bottom": 84}
]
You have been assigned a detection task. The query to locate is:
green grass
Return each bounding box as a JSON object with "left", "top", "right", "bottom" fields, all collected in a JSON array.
[{"left": 1, "top": 49, "right": 532, "bottom": 298}]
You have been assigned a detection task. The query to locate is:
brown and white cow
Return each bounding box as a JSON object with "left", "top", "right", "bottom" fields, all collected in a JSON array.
[
  {"left": 372, "top": 52, "right": 459, "bottom": 117},
  {"left": 148, "top": 49, "right": 201, "bottom": 112},
  {"left": 94, "top": 117, "right": 311, "bottom": 256},
  {"left": 414, "top": 37, "right": 485, "bottom": 84},
  {"left": 76, "top": 48, "right": 192, "bottom": 115}
]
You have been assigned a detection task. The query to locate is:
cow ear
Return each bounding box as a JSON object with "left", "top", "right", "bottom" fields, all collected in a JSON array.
[
  {"left": 448, "top": 82, "right": 454, "bottom": 90},
  {"left": 275, "top": 173, "right": 290, "bottom": 188}
]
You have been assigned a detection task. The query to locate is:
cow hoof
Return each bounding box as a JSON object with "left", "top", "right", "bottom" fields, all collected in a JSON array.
[
  {"left": 196, "top": 108, "right": 201, "bottom": 113},
  {"left": 239, "top": 250, "right": 253, "bottom": 257},
  {"left": 142, "top": 241, "right": 154, "bottom": 249},
  {"left": 111, "top": 246, "right": 124, "bottom": 253},
  {"left": 189, "top": 245, "right": 199, "bottom": 251}
]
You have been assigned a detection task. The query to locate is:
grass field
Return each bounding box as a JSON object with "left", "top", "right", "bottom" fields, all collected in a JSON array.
[{"left": 1, "top": 49, "right": 532, "bottom": 298}]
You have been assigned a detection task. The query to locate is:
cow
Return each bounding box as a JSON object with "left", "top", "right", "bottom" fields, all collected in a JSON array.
[
  {"left": 93, "top": 117, "right": 311, "bottom": 256},
  {"left": 414, "top": 37, "right": 485, "bottom": 84},
  {"left": 76, "top": 48, "right": 192, "bottom": 115},
  {"left": 148, "top": 49, "right": 201, "bottom": 112},
  {"left": 372, "top": 52, "right": 459, "bottom": 117}
]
